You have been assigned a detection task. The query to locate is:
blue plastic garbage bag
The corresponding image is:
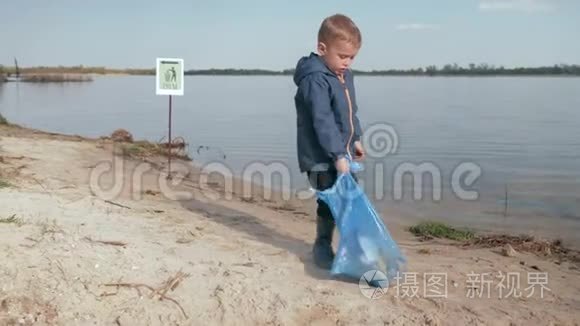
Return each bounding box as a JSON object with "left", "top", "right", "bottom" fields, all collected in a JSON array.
[{"left": 316, "top": 172, "right": 406, "bottom": 286}]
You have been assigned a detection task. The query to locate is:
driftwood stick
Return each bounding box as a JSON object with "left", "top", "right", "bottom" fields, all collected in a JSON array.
[
  {"left": 104, "top": 200, "right": 131, "bottom": 209},
  {"left": 84, "top": 236, "right": 127, "bottom": 247}
]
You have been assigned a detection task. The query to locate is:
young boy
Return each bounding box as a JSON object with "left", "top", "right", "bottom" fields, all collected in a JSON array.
[{"left": 293, "top": 14, "right": 366, "bottom": 270}]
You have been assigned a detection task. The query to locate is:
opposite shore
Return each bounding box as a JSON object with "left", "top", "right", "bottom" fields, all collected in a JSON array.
[{"left": 2, "top": 63, "right": 580, "bottom": 78}]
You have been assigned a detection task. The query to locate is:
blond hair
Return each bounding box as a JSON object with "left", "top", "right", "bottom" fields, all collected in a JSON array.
[{"left": 318, "top": 14, "right": 362, "bottom": 48}]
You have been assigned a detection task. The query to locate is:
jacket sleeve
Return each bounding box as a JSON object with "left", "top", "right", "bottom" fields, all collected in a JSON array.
[
  {"left": 353, "top": 114, "right": 363, "bottom": 142},
  {"left": 302, "top": 76, "right": 347, "bottom": 161},
  {"left": 349, "top": 72, "right": 363, "bottom": 142}
]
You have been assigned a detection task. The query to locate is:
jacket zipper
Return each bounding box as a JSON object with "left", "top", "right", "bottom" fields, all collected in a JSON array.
[{"left": 339, "top": 75, "right": 355, "bottom": 158}]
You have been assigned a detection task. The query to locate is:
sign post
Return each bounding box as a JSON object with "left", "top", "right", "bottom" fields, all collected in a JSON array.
[{"left": 156, "top": 58, "right": 184, "bottom": 179}]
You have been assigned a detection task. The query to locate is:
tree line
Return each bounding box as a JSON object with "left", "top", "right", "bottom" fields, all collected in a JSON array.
[
  {"left": 183, "top": 64, "right": 580, "bottom": 76},
  {"left": 352, "top": 63, "right": 580, "bottom": 76}
]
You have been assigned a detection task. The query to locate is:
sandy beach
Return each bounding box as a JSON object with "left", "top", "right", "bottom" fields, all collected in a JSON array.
[{"left": 1, "top": 123, "right": 579, "bottom": 325}]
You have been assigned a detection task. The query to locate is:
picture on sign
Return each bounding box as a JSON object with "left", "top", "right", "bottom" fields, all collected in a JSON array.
[{"left": 156, "top": 58, "right": 184, "bottom": 96}]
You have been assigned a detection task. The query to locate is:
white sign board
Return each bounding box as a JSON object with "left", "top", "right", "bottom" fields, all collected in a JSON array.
[{"left": 156, "top": 58, "right": 184, "bottom": 96}]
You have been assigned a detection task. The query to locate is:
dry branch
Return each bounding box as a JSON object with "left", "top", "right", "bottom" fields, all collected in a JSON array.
[
  {"left": 101, "top": 271, "right": 191, "bottom": 319},
  {"left": 84, "top": 236, "right": 128, "bottom": 248}
]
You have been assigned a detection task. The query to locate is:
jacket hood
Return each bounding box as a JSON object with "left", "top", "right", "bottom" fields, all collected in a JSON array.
[{"left": 293, "top": 52, "right": 335, "bottom": 86}]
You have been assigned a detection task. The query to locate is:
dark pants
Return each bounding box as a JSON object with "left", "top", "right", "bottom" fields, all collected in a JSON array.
[
  {"left": 307, "top": 169, "right": 359, "bottom": 268},
  {"left": 307, "top": 170, "right": 359, "bottom": 221}
]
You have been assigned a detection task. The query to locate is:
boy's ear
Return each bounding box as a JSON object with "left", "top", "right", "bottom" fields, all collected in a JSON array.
[{"left": 317, "top": 42, "right": 327, "bottom": 55}]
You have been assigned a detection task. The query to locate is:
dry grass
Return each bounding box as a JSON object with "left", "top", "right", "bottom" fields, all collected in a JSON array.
[
  {"left": 0, "top": 113, "right": 8, "bottom": 125},
  {"left": 463, "top": 234, "right": 580, "bottom": 264},
  {"left": 0, "top": 143, "right": 14, "bottom": 188},
  {"left": 38, "top": 219, "right": 64, "bottom": 237},
  {"left": 0, "top": 214, "right": 22, "bottom": 226},
  {"left": 119, "top": 140, "right": 191, "bottom": 161},
  {"left": 4, "top": 66, "right": 154, "bottom": 75},
  {"left": 100, "top": 130, "right": 192, "bottom": 162},
  {"left": 0, "top": 179, "right": 11, "bottom": 188},
  {"left": 21, "top": 74, "right": 93, "bottom": 83},
  {"left": 0, "top": 152, "right": 24, "bottom": 189},
  {"left": 410, "top": 221, "right": 579, "bottom": 264}
]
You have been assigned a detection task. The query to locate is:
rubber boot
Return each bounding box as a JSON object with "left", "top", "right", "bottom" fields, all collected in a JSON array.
[{"left": 313, "top": 215, "right": 336, "bottom": 270}]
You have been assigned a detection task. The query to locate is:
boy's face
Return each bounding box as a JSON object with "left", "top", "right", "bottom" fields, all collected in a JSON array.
[{"left": 318, "top": 39, "right": 360, "bottom": 77}]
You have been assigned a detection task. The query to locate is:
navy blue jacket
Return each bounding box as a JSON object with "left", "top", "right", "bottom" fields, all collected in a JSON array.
[{"left": 293, "top": 52, "right": 363, "bottom": 173}]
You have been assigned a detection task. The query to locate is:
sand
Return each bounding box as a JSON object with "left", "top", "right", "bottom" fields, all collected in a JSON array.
[{"left": 1, "top": 124, "right": 579, "bottom": 325}]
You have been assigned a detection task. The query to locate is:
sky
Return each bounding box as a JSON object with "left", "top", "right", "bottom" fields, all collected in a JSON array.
[{"left": 1, "top": 0, "right": 579, "bottom": 70}]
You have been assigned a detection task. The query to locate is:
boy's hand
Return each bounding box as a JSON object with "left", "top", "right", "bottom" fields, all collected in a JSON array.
[
  {"left": 335, "top": 157, "right": 350, "bottom": 174},
  {"left": 354, "top": 141, "right": 366, "bottom": 161}
]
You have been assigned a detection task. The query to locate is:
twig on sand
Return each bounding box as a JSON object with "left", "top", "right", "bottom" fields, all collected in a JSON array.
[
  {"left": 101, "top": 270, "right": 191, "bottom": 319},
  {"left": 100, "top": 291, "right": 119, "bottom": 297},
  {"left": 148, "top": 270, "right": 189, "bottom": 299},
  {"left": 104, "top": 200, "right": 131, "bottom": 209},
  {"left": 473, "top": 257, "right": 494, "bottom": 264},
  {"left": 264, "top": 250, "right": 286, "bottom": 256},
  {"left": 55, "top": 260, "right": 69, "bottom": 286},
  {"left": 102, "top": 283, "right": 153, "bottom": 297},
  {"left": 83, "top": 236, "right": 128, "bottom": 248},
  {"left": 31, "top": 177, "right": 51, "bottom": 196},
  {"left": 3, "top": 155, "right": 26, "bottom": 160}
]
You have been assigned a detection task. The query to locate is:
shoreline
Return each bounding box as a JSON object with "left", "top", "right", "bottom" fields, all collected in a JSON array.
[
  {"left": 1, "top": 121, "right": 578, "bottom": 248},
  {"left": 3, "top": 69, "right": 580, "bottom": 78},
  {"left": 1, "top": 123, "right": 580, "bottom": 325},
  {"left": 1, "top": 120, "right": 578, "bottom": 249},
  {"left": 15, "top": 73, "right": 580, "bottom": 78}
]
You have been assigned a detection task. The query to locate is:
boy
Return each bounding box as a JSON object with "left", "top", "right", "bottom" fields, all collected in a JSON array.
[{"left": 293, "top": 14, "right": 366, "bottom": 270}]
